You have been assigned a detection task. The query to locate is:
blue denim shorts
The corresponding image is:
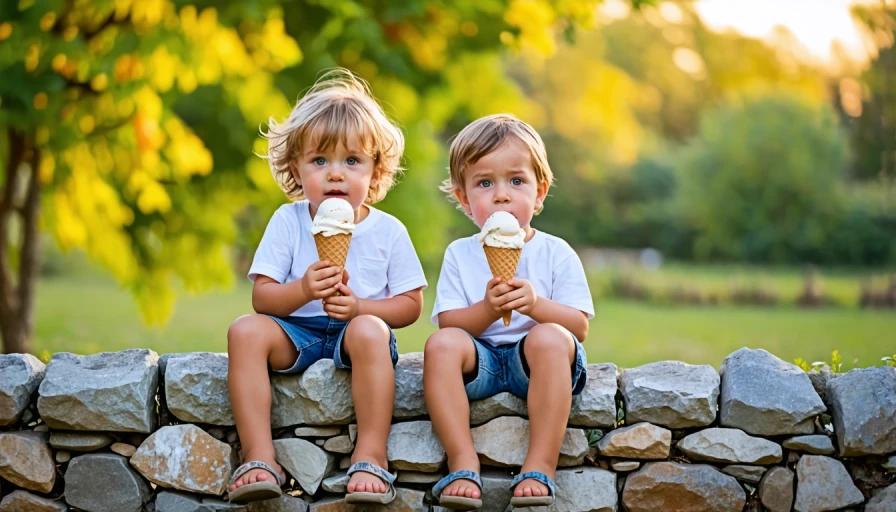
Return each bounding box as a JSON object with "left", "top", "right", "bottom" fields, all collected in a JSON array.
[
  {"left": 268, "top": 315, "right": 398, "bottom": 374},
  {"left": 463, "top": 329, "right": 588, "bottom": 401}
]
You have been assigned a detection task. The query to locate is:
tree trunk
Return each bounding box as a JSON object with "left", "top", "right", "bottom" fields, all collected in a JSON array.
[{"left": 0, "top": 128, "right": 40, "bottom": 355}]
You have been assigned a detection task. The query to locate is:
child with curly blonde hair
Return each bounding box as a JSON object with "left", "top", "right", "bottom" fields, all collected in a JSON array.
[{"left": 227, "top": 69, "right": 426, "bottom": 505}]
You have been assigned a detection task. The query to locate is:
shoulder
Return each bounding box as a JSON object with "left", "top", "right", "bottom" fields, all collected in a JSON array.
[
  {"left": 445, "top": 234, "right": 479, "bottom": 256},
  {"left": 271, "top": 201, "right": 306, "bottom": 224},
  {"left": 532, "top": 230, "right": 575, "bottom": 255},
  {"left": 365, "top": 206, "right": 408, "bottom": 235}
]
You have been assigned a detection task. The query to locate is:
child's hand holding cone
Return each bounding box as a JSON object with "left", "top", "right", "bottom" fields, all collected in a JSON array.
[{"left": 479, "top": 212, "right": 526, "bottom": 326}]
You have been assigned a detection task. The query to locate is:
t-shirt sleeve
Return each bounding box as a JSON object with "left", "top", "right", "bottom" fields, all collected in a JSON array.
[
  {"left": 248, "top": 207, "right": 296, "bottom": 283},
  {"left": 386, "top": 226, "right": 428, "bottom": 296},
  {"left": 431, "top": 246, "right": 470, "bottom": 324},
  {"left": 551, "top": 245, "right": 595, "bottom": 319}
]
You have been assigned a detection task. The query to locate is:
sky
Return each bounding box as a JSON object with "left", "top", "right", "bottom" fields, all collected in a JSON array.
[{"left": 693, "top": 0, "right": 874, "bottom": 62}]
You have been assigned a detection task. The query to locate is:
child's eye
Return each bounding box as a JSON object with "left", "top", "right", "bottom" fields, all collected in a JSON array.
[
  {"left": 478, "top": 180, "right": 492, "bottom": 188},
  {"left": 313, "top": 157, "right": 326, "bottom": 166},
  {"left": 511, "top": 177, "right": 523, "bottom": 186},
  {"left": 346, "top": 157, "right": 358, "bottom": 165}
]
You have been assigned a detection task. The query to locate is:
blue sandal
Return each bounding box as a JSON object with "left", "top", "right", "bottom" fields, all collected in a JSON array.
[
  {"left": 344, "top": 461, "right": 397, "bottom": 504},
  {"left": 228, "top": 460, "right": 286, "bottom": 503},
  {"left": 510, "top": 471, "right": 556, "bottom": 507},
  {"left": 432, "top": 470, "right": 483, "bottom": 510}
]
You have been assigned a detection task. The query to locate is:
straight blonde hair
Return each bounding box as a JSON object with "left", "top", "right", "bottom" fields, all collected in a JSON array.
[
  {"left": 262, "top": 68, "right": 404, "bottom": 203},
  {"left": 442, "top": 114, "right": 553, "bottom": 206}
]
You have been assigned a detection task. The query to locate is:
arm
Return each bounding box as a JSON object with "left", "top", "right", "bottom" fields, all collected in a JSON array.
[
  {"left": 322, "top": 278, "right": 424, "bottom": 329},
  {"left": 252, "top": 261, "right": 343, "bottom": 317},
  {"left": 499, "top": 278, "right": 589, "bottom": 341}
]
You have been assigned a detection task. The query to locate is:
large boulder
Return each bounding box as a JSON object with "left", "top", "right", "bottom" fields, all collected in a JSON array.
[
  {"left": 596, "top": 422, "right": 671, "bottom": 460},
  {"left": 386, "top": 421, "right": 445, "bottom": 472},
  {"left": 0, "top": 354, "right": 45, "bottom": 426},
  {"left": 569, "top": 363, "right": 618, "bottom": 427},
  {"left": 619, "top": 361, "right": 719, "bottom": 428},
  {"left": 678, "top": 428, "right": 782, "bottom": 464},
  {"left": 0, "top": 431, "right": 55, "bottom": 493},
  {"left": 273, "top": 438, "right": 334, "bottom": 494},
  {"left": 759, "top": 467, "right": 794, "bottom": 512},
  {"left": 38, "top": 349, "right": 159, "bottom": 432},
  {"left": 719, "top": 348, "right": 825, "bottom": 436},
  {"left": 130, "top": 424, "right": 233, "bottom": 495},
  {"left": 394, "top": 353, "right": 426, "bottom": 418},
  {"left": 530, "top": 467, "right": 617, "bottom": 512},
  {"left": 271, "top": 360, "right": 354, "bottom": 426},
  {"left": 0, "top": 490, "right": 68, "bottom": 512},
  {"left": 827, "top": 366, "right": 896, "bottom": 456},
  {"left": 471, "top": 416, "right": 588, "bottom": 467},
  {"left": 622, "top": 462, "right": 745, "bottom": 511},
  {"left": 793, "top": 455, "right": 864, "bottom": 511},
  {"left": 65, "top": 454, "right": 151, "bottom": 512},
  {"left": 164, "top": 352, "right": 233, "bottom": 425}
]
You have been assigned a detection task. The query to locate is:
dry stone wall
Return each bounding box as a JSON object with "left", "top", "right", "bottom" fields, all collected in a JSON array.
[{"left": 0, "top": 348, "right": 894, "bottom": 512}]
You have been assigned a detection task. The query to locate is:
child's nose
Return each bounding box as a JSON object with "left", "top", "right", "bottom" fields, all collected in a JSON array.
[
  {"left": 493, "top": 184, "right": 511, "bottom": 203},
  {"left": 327, "top": 165, "right": 345, "bottom": 181}
]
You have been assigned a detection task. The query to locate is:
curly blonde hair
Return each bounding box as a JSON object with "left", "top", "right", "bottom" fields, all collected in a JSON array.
[
  {"left": 441, "top": 114, "right": 553, "bottom": 213},
  {"left": 262, "top": 68, "right": 404, "bottom": 203}
]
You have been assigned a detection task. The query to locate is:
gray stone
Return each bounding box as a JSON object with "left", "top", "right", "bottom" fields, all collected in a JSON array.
[
  {"left": 309, "top": 488, "right": 424, "bottom": 511},
  {"left": 0, "top": 431, "right": 55, "bottom": 493},
  {"left": 469, "top": 392, "right": 527, "bottom": 425},
  {"left": 479, "top": 470, "right": 514, "bottom": 512},
  {"left": 65, "top": 453, "right": 151, "bottom": 512},
  {"left": 339, "top": 456, "right": 351, "bottom": 469},
  {"left": 245, "top": 496, "right": 308, "bottom": 512},
  {"left": 622, "top": 462, "right": 745, "bottom": 511},
  {"left": 273, "top": 438, "right": 333, "bottom": 494},
  {"left": 611, "top": 461, "right": 640, "bottom": 472},
  {"left": 526, "top": 467, "right": 616, "bottom": 512},
  {"left": 720, "top": 348, "right": 825, "bottom": 436},
  {"left": 155, "top": 491, "right": 205, "bottom": 512},
  {"left": 678, "top": 428, "right": 782, "bottom": 464},
  {"left": 596, "top": 422, "right": 670, "bottom": 460},
  {"left": 396, "top": 471, "right": 442, "bottom": 483},
  {"left": 49, "top": 432, "right": 113, "bottom": 451},
  {"left": 721, "top": 464, "right": 767, "bottom": 483},
  {"left": 272, "top": 360, "right": 354, "bottom": 426},
  {"left": 323, "top": 435, "right": 353, "bottom": 454},
  {"left": 866, "top": 483, "right": 896, "bottom": 512},
  {"left": 0, "top": 354, "right": 45, "bottom": 426},
  {"left": 321, "top": 471, "right": 349, "bottom": 493},
  {"left": 827, "top": 366, "right": 896, "bottom": 456},
  {"left": 387, "top": 421, "right": 446, "bottom": 472},
  {"left": 884, "top": 454, "right": 896, "bottom": 471},
  {"left": 55, "top": 450, "right": 70, "bottom": 463},
  {"left": 569, "top": 363, "right": 618, "bottom": 427},
  {"left": 759, "top": 467, "right": 794, "bottom": 512},
  {"left": 111, "top": 442, "right": 137, "bottom": 457},
  {"left": 203, "top": 498, "right": 249, "bottom": 511},
  {"left": 794, "top": 455, "right": 864, "bottom": 511},
  {"left": 38, "top": 349, "right": 159, "bottom": 432},
  {"left": 348, "top": 424, "right": 357, "bottom": 443},
  {"left": 164, "top": 352, "right": 233, "bottom": 425},
  {"left": 394, "top": 353, "right": 426, "bottom": 418},
  {"left": 131, "top": 424, "right": 232, "bottom": 495},
  {"left": 620, "top": 361, "right": 719, "bottom": 428},
  {"left": 0, "top": 490, "right": 67, "bottom": 512},
  {"left": 783, "top": 435, "right": 835, "bottom": 455},
  {"left": 314, "top": 439, "right": 325, "bottom": 446},
  {"left": 471, "top": 416, "right": 588, "bottom": 467},
  {"left": 294, "top": 427, "right": 341, "bottom": 437}
]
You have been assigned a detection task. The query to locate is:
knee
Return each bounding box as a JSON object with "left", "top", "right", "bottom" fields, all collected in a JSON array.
[
  {"left": 227, "top": 314, "right": 266, "bottom": 353},
  {"left": 423, "top": 328, "right": 467, "bottom": 361},
  {"left": 524, "top": 323, "right": 574, "bottom": 360},
  {"left": 344, "top": 315, "right": 391, "bottom": 354}
]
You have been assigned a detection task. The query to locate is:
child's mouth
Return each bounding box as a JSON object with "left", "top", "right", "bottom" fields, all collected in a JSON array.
[{"left": 325, "top": 191, "right": 348, "bottom": 198}]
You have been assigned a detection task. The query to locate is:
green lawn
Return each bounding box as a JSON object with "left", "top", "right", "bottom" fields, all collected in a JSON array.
[{"left": 33, "top": 273, "right": 895, "bottom": 370}]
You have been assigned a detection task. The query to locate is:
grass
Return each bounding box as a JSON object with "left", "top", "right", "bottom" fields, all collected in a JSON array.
[{"left": 33, "top": 272, "right": 895, "bottom": 370}]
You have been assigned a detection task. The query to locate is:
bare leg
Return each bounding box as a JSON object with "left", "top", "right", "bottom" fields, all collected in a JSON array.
[
  {"left": 227, "top": 314, "right": 298, "bottom": 491},
  {"left": 342, "top": 315, "right": 395, "bottom": 495},
  {"left": 516, "top": 323, "right": 576, "bottom": 498},
  {"left": 423, "top": 328, "right": 481, "bottom": 499}
]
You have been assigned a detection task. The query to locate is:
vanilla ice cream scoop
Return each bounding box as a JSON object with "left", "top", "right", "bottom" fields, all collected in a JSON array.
[
  {"left": 311, "top": 198, "right": 355, "bottom": 236},
  {"left": 478, "top": 211, "right": 525, "bottom": 249}
]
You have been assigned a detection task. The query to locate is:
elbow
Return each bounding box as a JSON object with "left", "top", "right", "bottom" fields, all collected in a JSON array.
[{"left": 576, "top": 317, "right": 589, "bottom": 342}]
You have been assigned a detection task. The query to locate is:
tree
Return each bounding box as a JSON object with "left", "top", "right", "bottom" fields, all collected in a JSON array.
[
  {"left": 675, "top": 94, "right": 849, "bottom": 263},
  {"left": 0, "top": 0, "right": 615, "bottom": 354}
]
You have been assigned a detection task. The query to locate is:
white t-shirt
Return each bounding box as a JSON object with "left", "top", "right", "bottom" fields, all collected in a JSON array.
[
  {"left": 249, "top": 200, "right": 427, "bottom": 318},
  {"left": 432, "top": 231, "right": 594, "bottom": 346}
]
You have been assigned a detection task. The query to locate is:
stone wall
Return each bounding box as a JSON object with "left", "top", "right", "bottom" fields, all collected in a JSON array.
[{"left": 1, "top": 347, "right": 894, "bottom": 512}]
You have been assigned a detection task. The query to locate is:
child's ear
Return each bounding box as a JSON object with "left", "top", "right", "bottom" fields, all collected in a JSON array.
[
  {"left": 534, "top": 181, "right": 549, "bottom": 211},
  {"left": 453, "top": 188, "right": 473, "bottom": 217},
  {"left": 289, "top": 161, "right": 302, "bottom": 186}
]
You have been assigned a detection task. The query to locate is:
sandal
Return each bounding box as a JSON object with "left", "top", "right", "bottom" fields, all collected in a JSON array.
[
  {"left": 509, "top": 471, "right": 556, "bottom": 507},
  {"left": 432, "top": 470, "right": 483, "bottom": 510},
  {"left": 227, "top": 460, "right": 286, "bottom": 503},
  {"left": 343, "top": 461, "right": 397, "bottom": 504}
]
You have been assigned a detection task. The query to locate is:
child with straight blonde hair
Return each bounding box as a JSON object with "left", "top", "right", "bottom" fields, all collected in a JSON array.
[
  {"left": 426, "top": 114, "right": 593, "bottom": 509},
  {"left": 227, "top": 69, "right": 426, "bottom": 505}
]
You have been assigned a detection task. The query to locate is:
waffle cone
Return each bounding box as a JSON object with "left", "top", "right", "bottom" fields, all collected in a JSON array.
[
  {"left": 484, "top": 246, "right": 522, "bottom": 326},
  {"left": 315, "top": 233, "right": 351, "bottom": 297}
]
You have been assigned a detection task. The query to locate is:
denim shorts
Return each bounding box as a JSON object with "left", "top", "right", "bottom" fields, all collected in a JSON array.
[
  {"left": 463, "top": 329, "right": 588, "bottom": 401},
  {"left": 268, "top": 315, "right": 398, "bottom": 375}
]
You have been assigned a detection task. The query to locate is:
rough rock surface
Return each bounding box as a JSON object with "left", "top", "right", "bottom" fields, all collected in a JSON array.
[
  {"left": 0, "top": 431, "right": 55, "bottom": 493},
  {"left": 274, "top": 438, "right": 334, "bottom": 494},
  {"left": 596, "top": 422, "right": 671, "bottom": 459},
  {"left": 620, "top": 361, "right": 719, "bottom": 428},
  {"left": 386, "top": 421, "right": 446, "bottom": 472},
  {"left": 622, "top": 462, "right": 746, "bottom": 511},
  {"left": 678, "top": 428, "right": 783, "bottom": 464},
  {"left": 471, "top": 416, "right": 588, "bottom": 467},
  {"left": 827, "top": 366, "right": 896, "bottom": 456},
  {"left": 65, "top": 454, "right": 151, "bottom": 512},
  {"left": 0, "top": 354, "right": 46, "bottom": 426},
  {"left": 130, "top": 424, "right": 232, "bottom": 495},
  {"left": 793, "top": 455, "right": 864, "bottom": 512}
]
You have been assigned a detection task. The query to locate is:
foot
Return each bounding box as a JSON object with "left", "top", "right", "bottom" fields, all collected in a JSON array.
[
  {"left": 228, "top": 453, "right": 285, "bottom": 492},
  {"left": 441, "top": 477, "right": 481, "bottom": 499},
  {"left": 513, "top": 466, "right": 552, "bottom": 498},
  {"left": 347, "top": 457, "right": 390, "bottom": 495}
]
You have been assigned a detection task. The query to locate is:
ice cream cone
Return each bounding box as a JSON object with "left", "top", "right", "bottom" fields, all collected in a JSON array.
[
  {"left": 315, "top": 233, "right": 351, "bottom": 296},
  {"left": 484, "top": 245, "right": 522, "bottom": 326}
]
